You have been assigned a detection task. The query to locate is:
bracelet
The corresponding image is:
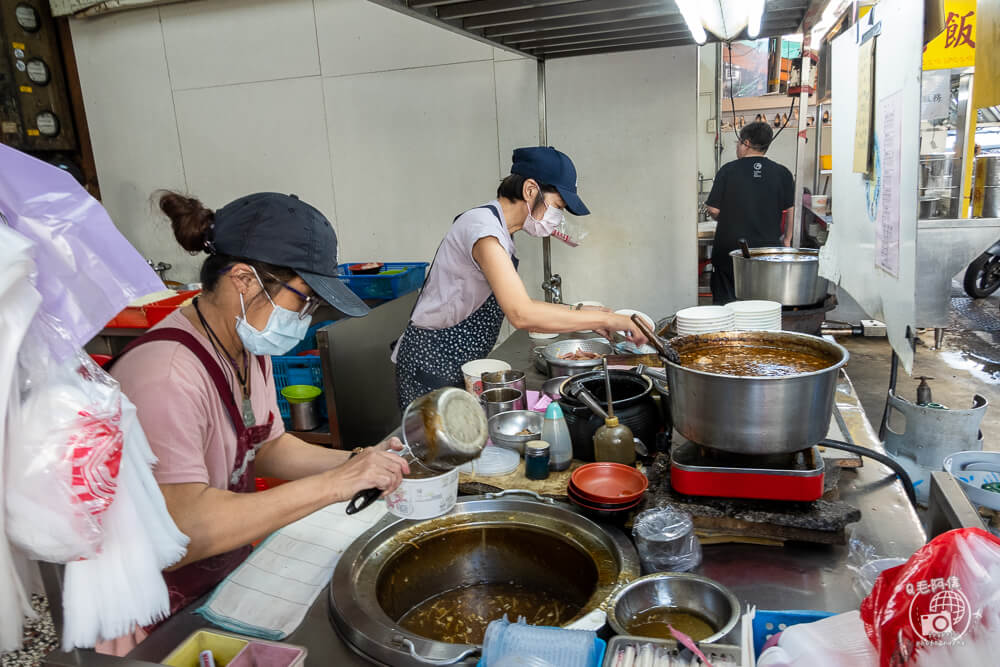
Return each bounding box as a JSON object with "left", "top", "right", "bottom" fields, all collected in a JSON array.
[{"left": 349, "top": 447, "right": 364, "bottom": 459}]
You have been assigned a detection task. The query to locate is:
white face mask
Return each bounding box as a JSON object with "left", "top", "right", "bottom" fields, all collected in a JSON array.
[
  {"left": 523, "top": 199, "right": 565, "bottom": 238},
  {"left": 235, "top": 268, "right": 312, "bottom": 356}
]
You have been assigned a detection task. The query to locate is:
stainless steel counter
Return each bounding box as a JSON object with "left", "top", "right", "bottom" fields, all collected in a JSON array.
[{"left": 125, "top": 329, "right": 925, "bottom": 666}]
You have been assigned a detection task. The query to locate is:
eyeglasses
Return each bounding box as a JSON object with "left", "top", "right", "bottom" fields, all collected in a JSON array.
[
  {"left": 268, "top": 277, "right": 322, "bottom": 320},
  {"left": 225, "top": 265, "right": 323, "bottom": 320}
]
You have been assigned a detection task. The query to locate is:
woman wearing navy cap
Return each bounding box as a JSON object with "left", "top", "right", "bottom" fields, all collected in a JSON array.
[
  {"left": 393, "top": 146, "right": 648, "bottom": 409},
  {"left": 102, "top": 191, "right": 409, "bottom": 646}
]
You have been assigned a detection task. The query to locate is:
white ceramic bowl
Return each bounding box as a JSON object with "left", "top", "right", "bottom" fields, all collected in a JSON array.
[{"left": 461, "top": 359, "right": 511, "bottom": 395}]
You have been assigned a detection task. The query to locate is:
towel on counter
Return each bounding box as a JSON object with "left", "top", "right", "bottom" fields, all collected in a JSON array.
[{"left": 197, "top": 500, "right": 388, "bottom": 640}]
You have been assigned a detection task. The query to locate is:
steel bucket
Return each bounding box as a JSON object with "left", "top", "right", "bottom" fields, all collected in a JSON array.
[
  {"left": 664, "top": 331, "right": 849, "bottom": 455},
  {"left": 730, "top": 247, "right": 830, "bottom": 306}
]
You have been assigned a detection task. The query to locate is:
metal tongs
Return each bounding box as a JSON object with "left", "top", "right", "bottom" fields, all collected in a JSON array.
[{"left": 630, "top": 313, "right": 679, "bottom": 364}]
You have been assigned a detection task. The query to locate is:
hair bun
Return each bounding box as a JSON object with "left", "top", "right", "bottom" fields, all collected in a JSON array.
[{"left": 158, "top": 191, "right": 215, "bottom": 253}]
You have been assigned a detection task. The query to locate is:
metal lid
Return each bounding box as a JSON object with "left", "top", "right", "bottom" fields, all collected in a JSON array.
[{"left": 525, "top": 439, "right": 550, "bottom": 452}]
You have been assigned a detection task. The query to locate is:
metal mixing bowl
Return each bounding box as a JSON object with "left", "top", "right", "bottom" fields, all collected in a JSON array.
[
  {"left": 607, "top": 572, "right": 742, "bottom": 644},
  {"left": 488, "top": 410, "right": 543, "bottom": 453},
  {"left": 539, "top": 338, "right": 612, "bottom": 377}
]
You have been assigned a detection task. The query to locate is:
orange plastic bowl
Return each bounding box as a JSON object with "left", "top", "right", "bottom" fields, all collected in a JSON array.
[{"left": 570, "top": 462, "right": 649, "bottom": 504}]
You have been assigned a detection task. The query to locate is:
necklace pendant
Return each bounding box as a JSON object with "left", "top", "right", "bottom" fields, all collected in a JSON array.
[{"left": 241, "top": 397, "right": 256, "bottom": 427}]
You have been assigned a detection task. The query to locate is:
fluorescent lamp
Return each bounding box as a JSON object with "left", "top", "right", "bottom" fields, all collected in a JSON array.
[
  {"left": 747, "top": 0, "right": 766, "bottom": 38},
  {"left": 674, "top": 0, "right": 708, "bottom": 44}
]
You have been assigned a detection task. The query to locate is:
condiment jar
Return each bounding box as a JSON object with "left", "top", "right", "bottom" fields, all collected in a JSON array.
[
  {"left": 542, "top": 403, "right": 573, "bottom": 471},
  {"left": 524, "top": 441, "right": 551, "bottom": 480}
]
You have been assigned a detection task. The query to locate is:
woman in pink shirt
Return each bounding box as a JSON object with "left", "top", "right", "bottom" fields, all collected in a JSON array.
[{"left": 108, "top": 191, "right": 408, "bottom": 625}]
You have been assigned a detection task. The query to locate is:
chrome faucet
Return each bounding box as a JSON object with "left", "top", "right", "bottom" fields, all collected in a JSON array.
[
  {"left": 542, "top": 273, "right": 562, "bottom": 304},
  {"left": 148, "top": 260, "right": 172, "bottom": 281}
]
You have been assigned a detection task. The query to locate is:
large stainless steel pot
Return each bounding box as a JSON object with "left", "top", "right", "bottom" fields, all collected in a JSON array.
[
  {"left": 665, "top": 331, "right": 848, "bottom": 455},
  {"left": 730, "top": 247, "right": 830, "bottom": 306},
  {"left": 329, "top": 492, "right": 640, "bottom": 666}
]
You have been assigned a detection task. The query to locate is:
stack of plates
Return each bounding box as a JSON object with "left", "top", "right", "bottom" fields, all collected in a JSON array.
[
  {"left": 675, "top": 306, "right": 736, "bottom": 336},
  {"left": 728, "top": 300, "right": 782, "bottom": 331}
]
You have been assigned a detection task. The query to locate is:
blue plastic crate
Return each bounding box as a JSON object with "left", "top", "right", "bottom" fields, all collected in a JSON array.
[
  {"left": 753, "top": 609, "right": 834, "bottom": 657},
  {"left": 271, "top": 355, "right": 326, "bottom": 427},
  {"left": 286, "top": 320, "right": 335, "bottom": 357},
  {"left": 476, "top": 636, "right": 605, "bottom": 667},
  {"left": 337, "top": 262, "right": 428, "bottom": 300}
]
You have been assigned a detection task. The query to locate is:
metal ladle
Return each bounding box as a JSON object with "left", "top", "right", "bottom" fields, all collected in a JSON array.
[
  {"left": 631, "top": 313, "right": 679, "bottom": 364},
  {"left": 346, "top": 387, "right": 488, "bottom": 515}
]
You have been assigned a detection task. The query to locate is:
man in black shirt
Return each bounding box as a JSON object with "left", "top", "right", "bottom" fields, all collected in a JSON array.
[{"left": 705, "top": 121, "right": 795, "bottom": 304}]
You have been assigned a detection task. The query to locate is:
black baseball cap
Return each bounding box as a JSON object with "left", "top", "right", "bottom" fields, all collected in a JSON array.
[
  {"left": 510, "top": 146, "right": 590, "bottom": 216},
  {"left": 210, "top": 193, "right": 369, "bottom": 317}
]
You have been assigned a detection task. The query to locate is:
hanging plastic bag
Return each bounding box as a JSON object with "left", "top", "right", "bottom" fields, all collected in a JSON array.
[
  {"left": 6, "top": 337, "right": 124, "bottom": 562},
  {"left": 0, "top": 144, "right": 162, "bottom": 363},
  {"left": 860, "top": 527, "right": 1000, "bottom": 667}
]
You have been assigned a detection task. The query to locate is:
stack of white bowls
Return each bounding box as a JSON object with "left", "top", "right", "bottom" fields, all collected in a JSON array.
[
  {"left": 728, "top": 300, "right": 783, "bottom": 331},
  {"left": 675, "top": 306, "right": 736, "bottom": 336}
]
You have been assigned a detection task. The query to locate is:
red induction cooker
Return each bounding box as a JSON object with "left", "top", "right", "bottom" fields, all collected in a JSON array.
[{"left": 670, "top": 440, "right": 826, "bottom": 502}]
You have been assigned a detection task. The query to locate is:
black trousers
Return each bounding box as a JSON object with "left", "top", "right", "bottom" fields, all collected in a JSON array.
[{"left": 710, "top": 253, "right": 736, "bottom": 305}]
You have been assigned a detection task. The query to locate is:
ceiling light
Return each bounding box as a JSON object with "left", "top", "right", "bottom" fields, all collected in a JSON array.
[
  {"left": 747, "top": 0, "right": 766, "bottom": 38},
  {"left": 674, "top": 0, "right": 707, "bottom": 44},
  {"left": 673, "top": 0, "right": 769, "bottom": 43}
]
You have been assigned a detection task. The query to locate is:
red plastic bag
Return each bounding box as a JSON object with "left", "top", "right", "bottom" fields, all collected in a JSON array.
[{"left": 861, "top": 528, "right": 1000, "bottom": 667}]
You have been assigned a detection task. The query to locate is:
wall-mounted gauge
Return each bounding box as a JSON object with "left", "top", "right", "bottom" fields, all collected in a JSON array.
[
  {"left": 35, "top": 110, "right": 59, "bottom": 137},
  {"left": 15, "top": 4, "right": 41, "bottom": 33},
  {"left": 26, "top": 58, "right": 50, "bottom": 86}
]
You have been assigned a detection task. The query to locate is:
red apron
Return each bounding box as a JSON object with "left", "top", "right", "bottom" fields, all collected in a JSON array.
[{"left": 107, "top": 328, "right": 275, "bottom": 618}]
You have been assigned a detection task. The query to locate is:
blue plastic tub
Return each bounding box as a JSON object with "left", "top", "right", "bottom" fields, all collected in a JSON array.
[
  {"left": 337, "top": 262, "right": 428, "bottom": 300},
  {"left": 271, "top": 355, "right": 326, "bottom": 427},
  {"left": 753, "top": 609, "right": 835, "bottom": 657}
]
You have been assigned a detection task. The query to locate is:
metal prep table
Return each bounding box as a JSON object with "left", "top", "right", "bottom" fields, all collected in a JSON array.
[{"left": 102, "top": 330, "right": 927, "bottom": 667}]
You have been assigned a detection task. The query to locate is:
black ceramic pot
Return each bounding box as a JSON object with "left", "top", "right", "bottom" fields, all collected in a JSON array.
[{"left": 558, "top": 370, "right": 667, "bottom": 462}]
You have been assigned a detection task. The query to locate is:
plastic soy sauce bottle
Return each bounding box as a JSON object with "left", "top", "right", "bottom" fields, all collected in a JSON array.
[
  {"left": 542, "top": 402, "right": 573, "bottom": 471},
  {"left": 524, "top": 440, "right": 551, "bottom": 480}
]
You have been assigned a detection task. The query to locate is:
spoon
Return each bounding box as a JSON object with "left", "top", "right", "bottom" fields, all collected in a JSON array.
[{"left": 630, "top": 313, "right": 680, "bottom": 364}]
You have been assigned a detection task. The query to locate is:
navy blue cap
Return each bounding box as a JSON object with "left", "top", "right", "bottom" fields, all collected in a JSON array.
[
  {"left": 510, "top": 146, "right": 590, "bottom": 216},
  {"left": 211, "top": 193, "right": 369, "bottom": 317}
]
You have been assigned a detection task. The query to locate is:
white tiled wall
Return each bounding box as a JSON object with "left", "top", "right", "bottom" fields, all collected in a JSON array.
[
  {"left": 314, "top": 0, "right": 492, "bottom": 77},
  {"left": 173, "top": 77, "right": 336, "bottom": 221},
  {"left": 546, "top": 47, "right": 700, "bottom": 316},
  {"left": 70, "top": 0, "right": 698, "bottom": 324},
  {"left": 160, "top": 0, "right": 321, "bottom": 90},
  {"left": 324, "top": 60, "right": 499, "bottom": 261}
]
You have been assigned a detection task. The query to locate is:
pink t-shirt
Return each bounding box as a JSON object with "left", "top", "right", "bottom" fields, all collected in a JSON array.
[{"left": 110, "top": 309, "right": 285, "bottom": 489}]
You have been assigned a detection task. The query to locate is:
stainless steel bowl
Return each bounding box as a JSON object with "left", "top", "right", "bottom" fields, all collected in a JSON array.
[
  {"left": 540, "top": 338, "right": 612, "bottom": 377},
  {"left": 607, "top": 573, "right": 742, "bottom": 645},
  {"left": 488, "top": 410, "right": 543, "bottom": 453},
  {"left": 730, "top": 247, "right": 830, "bottom": 306}
]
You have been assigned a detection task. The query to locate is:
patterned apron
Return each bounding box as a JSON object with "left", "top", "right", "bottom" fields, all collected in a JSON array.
[
  {"left": 107, "top": 328, "right": 275, "bottom": 621},
  {"left": 395, "top": 204, "right": 518, "bottom": 409}
]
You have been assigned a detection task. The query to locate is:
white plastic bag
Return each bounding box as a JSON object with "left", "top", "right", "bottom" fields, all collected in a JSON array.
[{"left": 6, "top": 346, "right": 124, "bottom": 562}]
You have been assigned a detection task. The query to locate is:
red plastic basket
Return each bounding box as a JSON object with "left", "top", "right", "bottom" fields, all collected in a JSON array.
[{"left": 106, "top": 290, "right": 200, "bottom": 329}]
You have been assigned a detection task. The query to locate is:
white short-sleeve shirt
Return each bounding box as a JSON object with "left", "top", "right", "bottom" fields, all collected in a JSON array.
[{"left": 409, "top": 200, "right": 518, "bottom": 330}]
